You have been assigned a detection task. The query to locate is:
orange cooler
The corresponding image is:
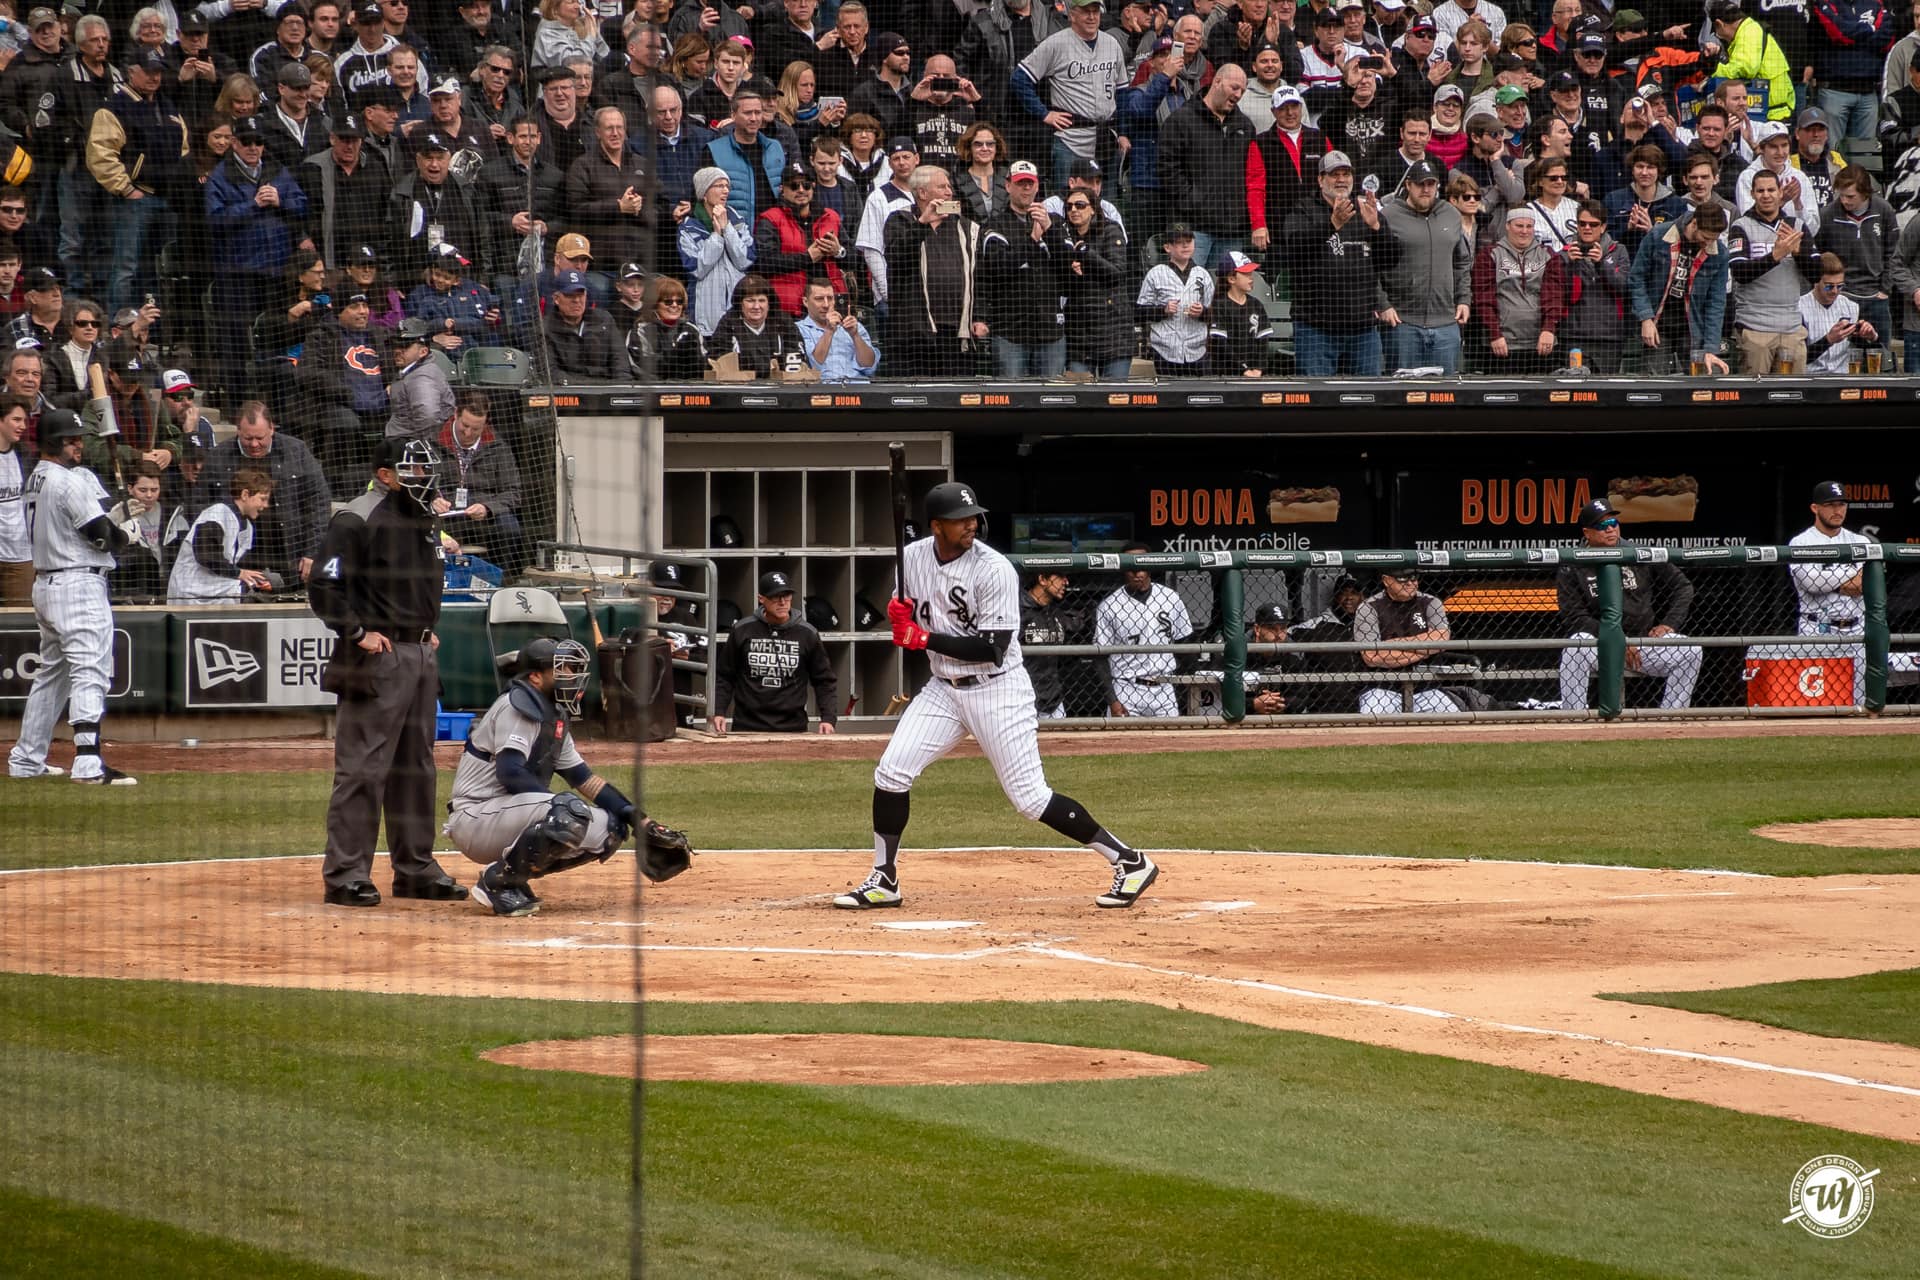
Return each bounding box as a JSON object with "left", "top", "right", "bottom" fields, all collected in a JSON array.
[{"left": 1743, "top": 654, "right": 1855, "bottom": 707}]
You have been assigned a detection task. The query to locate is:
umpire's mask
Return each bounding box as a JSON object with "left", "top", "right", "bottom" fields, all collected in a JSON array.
[{"left": 395, "top": 438, "right": 440, "bottom": 513}]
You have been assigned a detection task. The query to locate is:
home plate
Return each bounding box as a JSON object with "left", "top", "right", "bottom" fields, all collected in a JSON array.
[{"left": 875, "top": 920, "right": 980, "bottom": 931}]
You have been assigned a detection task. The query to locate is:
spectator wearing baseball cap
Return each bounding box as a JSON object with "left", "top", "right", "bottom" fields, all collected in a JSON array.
[
  {"left": 978, "top": 159, "right": 1068, "bottom": 378},
  {"left": 302, "top": 114, "right": 387, "bottom": 276},
  {"left": 543, "top": 269, "right": 627, "bottom": 383},
  {"left": 1246, "top": 82, "right": 1330, "bottom": 258},
  {"left": 404, "top": 242, "right": 500, "bottom": 363},
  {"left": 1735, "top": 119, "right": 1821, "bottom": 230},
  {"left": 86, "top": 43, "right": 186, "bottom": 318},
  {"left": 1378, "top": 157, "right": 1473, "bottom": 372},
  {"left": 854, "top": 135, "right": 919, "bottom": 307},
  {"left": 293, "top": 288, "right": 390, "bottom": 496},
  {"left": 1282, "top": 149, "right": 1390, "bottom": 375},
  {"left": 157, "top": 366, "right": 219, "bottom": 468},
  {"left": 205, "top": 106, "right": 311, "bottom": 398},
  {"left": 1138, "top": 222, "right": 1216, "bottom": 375},
  {"left": 753, "top": 159, "right": 847, "bottom": 327},
  {"left": 1012, "top": 0, "right": 1131, "bottom": 188},
  {"left": 421, "top": 74, "right": 494, "bottom": 172},
  {"left": 1209, "top": 250, "right": 1274, "bottom": 377},
  {"left": 390, "top": 124, "right": 488, "bottom": 285}
]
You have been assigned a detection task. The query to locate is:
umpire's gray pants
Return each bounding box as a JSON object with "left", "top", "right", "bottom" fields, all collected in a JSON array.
[
  {"left": 322, "top": 642, "right": 447, "bottom": 889},
  {"left": 446, "top": 791, "right": 611, "bottom": 865}
]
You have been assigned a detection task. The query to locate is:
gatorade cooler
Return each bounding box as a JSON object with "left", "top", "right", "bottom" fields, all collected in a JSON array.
[{"left": 1742, "top": 650, "right": 1854, "bottom": 707}]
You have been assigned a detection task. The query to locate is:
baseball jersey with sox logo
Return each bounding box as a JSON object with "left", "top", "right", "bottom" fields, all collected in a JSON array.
[
  {"left": 1095, "top": 582, "right": 1191, "bottom": 682},
  {"left": 899, "top": 534, "right": 1023, "bottom": 681},
  {"left": 25, "top": 459, "right": 115, "bottom": 572}
]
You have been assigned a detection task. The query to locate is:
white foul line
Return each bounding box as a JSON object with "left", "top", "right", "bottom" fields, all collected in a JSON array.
[{"left": 520, "top": 933, "right": 1920, "bottom": 1101}]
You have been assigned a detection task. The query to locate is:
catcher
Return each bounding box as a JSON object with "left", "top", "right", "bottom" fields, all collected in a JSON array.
[{"left": 447, "top": 636, "right": 693, "bottom": 916}]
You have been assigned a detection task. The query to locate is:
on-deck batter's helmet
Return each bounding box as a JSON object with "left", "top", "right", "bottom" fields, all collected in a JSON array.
[
  {"left": 804, "top": 595, "right": 839, "bottom": 631},
  {"left": 710, "top": 514, "right": 743, "bottom": 548},
  {"left": 519, "top": 636, "right": 592, "bottom": 716},
  {"left": 925, "top": 481, "right": 987, "bottom": 522},
  {"left": 853, "top": 595, "right": 884, "bottom": 629}
]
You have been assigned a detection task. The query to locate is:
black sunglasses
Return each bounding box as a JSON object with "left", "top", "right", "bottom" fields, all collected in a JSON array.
[
  {"left": 1576, "top": 218, "right": 1605, "bottom": 227},
  {"left": 1065, "top": 199, "right": 1092, "bottom": 209},
  {"left": 71, "top": 318, "right": 100, "bottom": 328},
  {"left": 783, "top": 178, "right": 814, "bottom": 188}
]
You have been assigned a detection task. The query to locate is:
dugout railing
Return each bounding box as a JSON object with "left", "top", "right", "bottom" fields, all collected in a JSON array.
[{"left": 1006, "top": 544, "right": 1920, "bottom": 726}]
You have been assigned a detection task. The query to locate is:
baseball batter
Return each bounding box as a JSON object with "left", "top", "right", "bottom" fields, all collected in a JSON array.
[
  {"left": 7, "top": 410, "right": 134, "bottom": 784},
  {"left": 1790, "top": 480, "right": 1920, "bottom": 704},
  {"left": 834, "top": 482, "right": 1158, "bottom": 911},
  {"left": 448, "top": 637, "right": 689, "bottom": 915},
  {"left": 1095, "top": 541, "right": 1192, "bottom": 718}
]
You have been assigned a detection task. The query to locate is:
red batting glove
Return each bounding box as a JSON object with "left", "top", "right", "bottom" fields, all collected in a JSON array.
[
  {"left": 891, "top": 616, "right": 930, "bottom": 650},
  {"left": 887, "top": 597, "right": 916, "bottom": 626}
]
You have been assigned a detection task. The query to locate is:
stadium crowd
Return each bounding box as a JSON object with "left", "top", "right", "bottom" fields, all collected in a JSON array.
[{"left": 0, "top": 0, "right": 1913, "bottom": 482}]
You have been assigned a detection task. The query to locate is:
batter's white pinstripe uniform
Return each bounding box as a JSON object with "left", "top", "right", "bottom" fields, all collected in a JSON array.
[
  {"left": 875, "top": 535, "right": 1053, "bottom": 816},
  {"left": 1095, "top": 582, "right": 1191, "bottom": 717},
  {"left": 8, "top": 459, "right": 117, "bottom": 780}
]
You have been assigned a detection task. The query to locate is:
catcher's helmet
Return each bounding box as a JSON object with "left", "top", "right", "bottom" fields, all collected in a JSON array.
[
  {"left": 925, "top": 481, "right": 986, "bottom": 522},
  {"left": 804, "top": 595, "right": 839, "bottom": 631},
  {"left": 520, "top": 636, "right": 592, "bottom": 716},
  {"left": 853, "top": 595, "right": 884, "bottom": 630},
  {"left": 710, "top": 514, "right": 744, "bottom": 548}
]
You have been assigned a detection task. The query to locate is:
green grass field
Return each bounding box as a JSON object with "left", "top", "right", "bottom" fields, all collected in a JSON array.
[
  {"left": 10, "top": 975, "right": 1917, "bottom": 1280},
  {"left": 1610, "top": 969, "right": 1920, "bottom": 1051},
  {"left": 7, "top": 736, "right": 1920, "bottom": 874},
  {"left": 7, "top": 734, "right": 1917, "bottom": 1276}
]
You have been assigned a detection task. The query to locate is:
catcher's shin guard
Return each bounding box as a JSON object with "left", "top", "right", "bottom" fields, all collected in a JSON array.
[{"left": 501, "top": 794, "right": 594, "bottom": 881}]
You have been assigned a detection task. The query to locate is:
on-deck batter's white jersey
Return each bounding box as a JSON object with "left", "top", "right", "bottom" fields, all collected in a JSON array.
[
  {"left": 1788, "top": 523, "right": 1869, "bottom": 623},
  {"left": 25, "top": 459, "right": 114, "bottom": 572},
  {"left": 899, "top": 535, "right": 1023, "bottom": 681},
  {"left": 449, "top": 690, "right": 585, "bottom": 807},
  {"left": 1096, "top": 582, "right": 1191, "bottom": 680},
  {"left": 0, "top": 446, "right": 27, "bottom": 562}
]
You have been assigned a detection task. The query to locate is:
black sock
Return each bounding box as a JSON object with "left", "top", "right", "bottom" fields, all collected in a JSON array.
[
  {"left": 1040, "top": 793, "right": 1138, "bottom": 866},
  {"left": 872, "top": 788, "right": 909, "bottom": 878}
]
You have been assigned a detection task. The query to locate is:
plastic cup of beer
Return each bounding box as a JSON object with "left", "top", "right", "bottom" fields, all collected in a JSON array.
[
  {"left": 1848, "top": 354, "right": 1863, "bottom": 375},
  {"left": 1688, "top": 357, "right": 1704, "bottom": 377},
  {"left": 1775, "top": 358, "right": 1793, "bottom": 375},
  {"left": 1867, "top": 349, "right": 1883, "bottom": 374}
]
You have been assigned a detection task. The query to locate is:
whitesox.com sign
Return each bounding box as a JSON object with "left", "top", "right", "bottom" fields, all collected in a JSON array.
[
  {"left": 0, "top": 628, "right": 135, "bottom": 701},
  {"left": 183, "top": 618, "right": 338, "bottom": 709}
]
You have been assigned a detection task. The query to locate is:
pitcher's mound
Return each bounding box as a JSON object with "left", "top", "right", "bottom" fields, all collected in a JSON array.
[
  {"left": 485, "top": 1033, "right": 1210, "bottom": 1085},
  {"left": 1751, "top": 818, "right": 1920, "bottom": 849}
]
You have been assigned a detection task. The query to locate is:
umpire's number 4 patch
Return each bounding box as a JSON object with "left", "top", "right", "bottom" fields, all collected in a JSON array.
[{"left": 319, "top": 556, "right": 341, "bottom": 580}]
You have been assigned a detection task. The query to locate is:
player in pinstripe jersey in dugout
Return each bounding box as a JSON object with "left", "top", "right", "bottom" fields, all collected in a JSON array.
[{"left": 834, "top": 482, "right": 1158, "bottom": 911}]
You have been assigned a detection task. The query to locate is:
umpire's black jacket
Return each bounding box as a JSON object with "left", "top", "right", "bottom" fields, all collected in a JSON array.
[
  {"left": 310, "top": 488, "right": 444, "bottom": 695},
  {"left": 713, "top": 609, "right": 837, "bottom": 732}
]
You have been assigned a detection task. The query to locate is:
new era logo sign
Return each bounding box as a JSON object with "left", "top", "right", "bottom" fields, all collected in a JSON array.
[{"left": 194, "top": 637, "right": 261, "bottom": 688}]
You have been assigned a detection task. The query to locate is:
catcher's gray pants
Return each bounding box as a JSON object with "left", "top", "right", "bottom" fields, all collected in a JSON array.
[
  {"left": 445, "top": 792, "right": 612, "bottom": 865},
  {"left": 1559, "top": 631, "right": 1702, "bottom": 711}
]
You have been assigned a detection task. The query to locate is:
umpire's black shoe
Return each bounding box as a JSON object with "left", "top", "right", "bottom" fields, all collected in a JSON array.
[
  {"left": 324, "top": 881, "right": 382, "bottom": 907},
  {"left": 392, "top": 873, "right": 465, "bottom": 901}
]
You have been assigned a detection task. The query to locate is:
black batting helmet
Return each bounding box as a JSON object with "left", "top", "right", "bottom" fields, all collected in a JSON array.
[
  {"left": 710, "top": 514, "right": 743, "bottom": 548},
  {"left": 715, "top": 598, "right": 744, "bottom": 630},
  {"left": 925, "top": 481, "right": 986, "bottom": 522},
  {"left": 853, "top": 595, "right": 884, "bottom": 629}
]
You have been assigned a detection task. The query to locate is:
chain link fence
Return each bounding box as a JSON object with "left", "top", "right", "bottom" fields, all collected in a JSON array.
[{"left": 1012, "top": 547, "right": 1920, "bottom": 724}]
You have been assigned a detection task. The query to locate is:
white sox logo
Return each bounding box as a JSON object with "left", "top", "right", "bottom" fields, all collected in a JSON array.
[
  {"left": 193, "top": 637, "right": 262, "bottom": 688},
  {"left": 947, "top": 585, "right": 975, "bottom": 627}
]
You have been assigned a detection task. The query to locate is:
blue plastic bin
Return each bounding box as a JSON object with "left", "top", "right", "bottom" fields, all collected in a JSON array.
[
  {"left": 434, "top": 701, "right": 474, "bottom": 742},
  {"left": 443, "top": 553, "right": 503, "bottom": 602}
]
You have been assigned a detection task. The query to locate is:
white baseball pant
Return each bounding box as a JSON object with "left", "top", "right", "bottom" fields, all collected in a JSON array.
[
  {"left": 1110, "top": 676, "right": 1179, "bottom": 717},
  {"left": 1359, "top": 687, "right": 1460, "bottom": 715},
  {"left": 8, "top": 571, "right": 113, "bottom": 780},
  {"left": 1559, "top": 631, "right": 1702, "bottom": 711},
  {"left": 876, "top": 666, "right": 1052, "bottom": 818},
  {"left": 446, "top": 792, "right": 613, "bottom": 865}
]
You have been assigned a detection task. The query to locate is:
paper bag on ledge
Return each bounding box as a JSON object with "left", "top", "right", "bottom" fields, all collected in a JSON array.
[{"left": 704, "top": 351, "right": 757, "bottom": 382}]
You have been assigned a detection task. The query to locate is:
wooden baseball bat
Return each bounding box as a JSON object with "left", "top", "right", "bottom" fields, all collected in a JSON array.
[
  {"left": 887, "top": 441, "right": 908, "bottom": 603},
  {"left": 583, "top": 587, "right": 608, "bottom": 716}
]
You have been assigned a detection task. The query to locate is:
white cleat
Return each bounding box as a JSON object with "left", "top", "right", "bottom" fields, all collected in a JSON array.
[
  {"left": 833, "top": 871, "right": 902, "bottom": 909},
  {"left": 1096, "top": 855, "right": 1158, "bottom": 908}
]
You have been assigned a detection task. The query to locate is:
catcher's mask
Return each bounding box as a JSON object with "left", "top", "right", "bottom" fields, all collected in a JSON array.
[{"left": 523, "top": 636, "right": 592, "bottom": 716}]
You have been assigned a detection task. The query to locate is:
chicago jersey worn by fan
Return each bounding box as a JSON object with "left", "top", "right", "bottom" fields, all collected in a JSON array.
[{"left": 834, "top": 480, "right": 1159, "bottom": 911}]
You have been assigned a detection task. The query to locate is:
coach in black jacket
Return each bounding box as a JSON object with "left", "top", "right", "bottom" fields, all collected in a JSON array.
[{"left": 710, "top": 571, "right": 838, "bottom": 734}]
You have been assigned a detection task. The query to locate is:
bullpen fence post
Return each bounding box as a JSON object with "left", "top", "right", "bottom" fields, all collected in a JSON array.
[
  {"left": 1221, "top": 568, "right": 1246, "bottom": 723},
  {"left": 1865, "top": 557, "right": 1889, "bottom": 713},
  {"left": 1596, "top": 563, "right": 1625, "bottom": 719}
]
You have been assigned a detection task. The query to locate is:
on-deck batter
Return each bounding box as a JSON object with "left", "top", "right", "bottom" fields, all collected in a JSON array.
[
  {"left": 7, "top": 410, "right": 135, "bottom": 784},
  {"left": 834, "top": 481, "right": 1159, "bottom": 911},
  {"left": 1790, "top": 479, "right": 1920, "bottom": 704}
]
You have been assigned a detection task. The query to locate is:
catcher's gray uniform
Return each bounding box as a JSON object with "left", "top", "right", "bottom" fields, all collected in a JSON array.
[{"left": 444, "top": 682, "right": 611, "bottom": 863}]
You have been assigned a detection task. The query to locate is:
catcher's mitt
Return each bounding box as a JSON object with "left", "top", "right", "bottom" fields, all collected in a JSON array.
[{"left": 642, "top": 819, "right": 694, "bottom": 882}]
